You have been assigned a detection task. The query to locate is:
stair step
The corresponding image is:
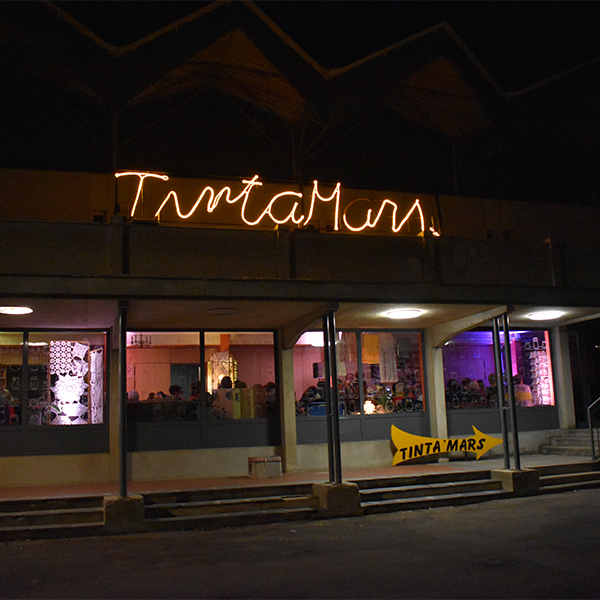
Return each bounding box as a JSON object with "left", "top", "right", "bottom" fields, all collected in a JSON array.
[
  {"left": 0, "top": 496, "right": 104, "bottom": 514},
  {"left": 360, "top": 479, "right": 502, "bottom": 502},
  {"left": 147, "top": 506, "right": 318, "bottom": 532},
  {"left": 0, "top": 507, "right": 104, "bottom": 529},
  {"left": 143, "top": 484, "right": 314, "bottom": 505},
  {"left": 540, "top": 471, "right": 600, "bottom": 487},
  {"left": 145, "top": 494, "right": 318, "bottom": 518},
  {"left": 548, "top": 436, "right": 591, "bottom": 447},
  {"left": 539, "top": 445, "right": 591, "bottom": 456},
  {"left": 535, "top": 461, "right": 600, "bottom": 476},
  {"left": 0, "top": 521, "right": 105, "bottom": 542},
  {"left": 539, "top": 478, "right": 600, "bottom": 495},
  {"left": 362, "top": 489, "right": 511, "bottom": 515},
  {"left": 350, "top": 470, "right": 492, "bottom": 490}
]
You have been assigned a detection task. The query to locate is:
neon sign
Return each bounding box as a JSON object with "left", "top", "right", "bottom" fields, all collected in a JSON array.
[{"left": 115, "top": 171, "right": 440, "bottom": 236}]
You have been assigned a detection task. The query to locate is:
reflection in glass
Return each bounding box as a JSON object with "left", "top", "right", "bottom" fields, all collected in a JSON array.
[{"left": 0, "top": 332, "right": 24, "bottom": 426}]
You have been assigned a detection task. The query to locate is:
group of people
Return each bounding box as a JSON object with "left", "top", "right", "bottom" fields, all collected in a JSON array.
[
  {"left": 127, "top": 384, "right": 187, "bottom": 403},
  {"left": 446, "top": 373, "right": 533, "bottom": 409}
]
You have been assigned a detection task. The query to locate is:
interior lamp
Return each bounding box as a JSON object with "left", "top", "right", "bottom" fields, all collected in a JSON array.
[
  {"left": 0, "top": 306, "right": 33, "bottom": 315},
  {"left": 385, "top": 308, "right": 424, "bottom": 320},
  {"left": 527, "top": 310, "right": 564, "bottom": 321}
]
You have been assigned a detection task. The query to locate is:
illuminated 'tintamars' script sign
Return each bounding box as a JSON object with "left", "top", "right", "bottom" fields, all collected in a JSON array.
[{"left": 115, "top": 171, "right": 440, "bottom": 236}]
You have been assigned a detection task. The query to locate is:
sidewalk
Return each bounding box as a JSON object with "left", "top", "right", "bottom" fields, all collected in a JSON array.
[{"left": 0, "top": 453, "right": 588, "bottom": 502}]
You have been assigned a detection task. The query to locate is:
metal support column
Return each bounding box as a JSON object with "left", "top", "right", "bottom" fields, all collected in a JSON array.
[
  {"left": 492, "top": 316, "right": 510, "bottom": 469},
  {"left": 502, "top": 313, "right": 521, "bottom": 470},
  {"left": 118, "top": 300, "right": 128, "bottom": 498},
  {"left": 322, "top": 315, "right": 335, "bottom": 483},
  {"left": 328, "top": 311, "right": 342, "bottom": 484}
]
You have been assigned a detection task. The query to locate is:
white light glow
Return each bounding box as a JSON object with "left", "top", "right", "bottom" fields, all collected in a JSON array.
[
  {"left": 385, "top": 309, "right": 424, "bottom": 320},
  {"left": 527, "top": 310, "right": 564, "bottom": 321},
  {"left": 0, "top": 306, "right": 33, "bottom": 315},
  {"left": 298, "top": 332, "right": 325, "bottom": 347}
]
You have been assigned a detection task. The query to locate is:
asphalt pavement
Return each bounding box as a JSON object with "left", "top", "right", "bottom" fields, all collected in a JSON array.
[{"left": 1, "top": 485, "right": 599, "bottom": 599}]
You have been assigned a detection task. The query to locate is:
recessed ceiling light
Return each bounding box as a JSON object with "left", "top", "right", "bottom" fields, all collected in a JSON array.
[
  {"left": 0, "top": 306, "right": 33, "bottom": 315},
  {"left": 385, "top": 308, "right": 424, "bottom": 320},
  {"left": 527, "top": 310, "right": 564, "bottom": 321}
]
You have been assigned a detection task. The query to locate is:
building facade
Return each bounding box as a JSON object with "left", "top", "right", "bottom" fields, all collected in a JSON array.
[{"left": 1, "top": 2, "right": 600, "bottom": 490}]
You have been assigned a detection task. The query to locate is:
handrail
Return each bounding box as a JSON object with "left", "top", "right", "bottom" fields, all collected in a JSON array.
[{"left": 587, "top": 397, "right": 600, "bottom": 460}]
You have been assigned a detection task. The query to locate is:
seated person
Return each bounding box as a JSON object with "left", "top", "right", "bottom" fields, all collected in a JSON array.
[
  {"left": 169, "top": 384, "right": 185, "bottom": 401},
  {"left": 127, "top": 390, "right": 140, "bottom": 402}
]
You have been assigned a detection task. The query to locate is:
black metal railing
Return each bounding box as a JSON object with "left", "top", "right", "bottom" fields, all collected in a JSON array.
[{"left": 588, "top": 397, "right": 600, "bottom": 460}]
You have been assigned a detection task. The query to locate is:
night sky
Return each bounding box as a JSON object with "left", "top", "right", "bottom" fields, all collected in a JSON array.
[{"left": 52, "top": 1, "right": 600, "bottom": 91}]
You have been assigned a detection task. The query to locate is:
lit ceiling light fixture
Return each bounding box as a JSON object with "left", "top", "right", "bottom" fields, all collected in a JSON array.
[
  {"left": 0, "top": 306, "right": 33, "bottom": 315},
  {"left": 527, "top": 310, "right": 564, "bottom": 321},
  {"left": 385, "top": 308, "right": 424, "bottom": 320}
]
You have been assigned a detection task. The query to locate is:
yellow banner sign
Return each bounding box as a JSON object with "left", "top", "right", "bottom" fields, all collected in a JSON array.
[{"left": 391, "top": 425, "right": 502, "bottom": 465}]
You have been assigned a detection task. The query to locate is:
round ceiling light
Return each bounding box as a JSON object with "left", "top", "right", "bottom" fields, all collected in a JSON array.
[
  {"left": 0, "top": 306, "right": 33, "bottom": 315},
  {"left": 527, "top": 310, "right": 564, "bottom": 321},
  {"left": 385, "top": 308, "right": 424, "bottom": 320}
]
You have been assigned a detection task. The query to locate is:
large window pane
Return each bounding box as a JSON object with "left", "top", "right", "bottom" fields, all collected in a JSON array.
[
  {"left": 206, "top": 332, "right": 275, "bottom": 420},
  {"left": 295, "top": 330, "right": 425, "bottom": 416},
  {"left": 0, "top": 332, "right": 24, "bottom": 426},
  {"left": 27, "top": 331, "right": 106, "bottom": 425},
  {"left": 294, "top": 331, "right": 360, "bottom": 416},
  {"left": 361, "top": 332, "right": 425, "bottom": 414},
  {"left": 442, "top": 329, "right": 555, "bottom": 409},
  {"left": 126, "top": 331, "right": 201, "bottom": 422}
]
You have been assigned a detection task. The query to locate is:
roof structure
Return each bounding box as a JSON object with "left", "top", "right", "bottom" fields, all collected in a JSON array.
[{"left": 1, "top": 0, "right": 599, "bottom": 205}]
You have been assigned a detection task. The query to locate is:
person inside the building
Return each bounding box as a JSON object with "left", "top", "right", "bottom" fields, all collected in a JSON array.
[
  {"left": 514, "top": 376, "right": 533, "bottom": 406},
  {"left": 485, "top": 373, "right": 499, "bottom": 408},
  {"left": 0, "top": 375, "right": 15, "bottom": 426},
  {"left": 127, "top": 389, "right": 140, "bottom": 402},
  {"left": 169, "top": 384, "right": 185, "bottom": 401}
]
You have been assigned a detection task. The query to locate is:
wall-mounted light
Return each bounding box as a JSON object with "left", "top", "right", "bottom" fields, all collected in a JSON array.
[
  {"left": 527, "top": 310, "right": 564, "bottom": 321},
  {"left": 384, "top": 308, "right": 424, "bottom": 320},
  {"left": 0, "top": 306, "right": 33, "bottom": 315}
]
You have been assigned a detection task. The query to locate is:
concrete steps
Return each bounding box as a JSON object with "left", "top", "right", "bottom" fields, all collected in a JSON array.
[
  {"left": 352, "top": 470, "right": 510, "bottom": 515},
  {"left": 539, "top": 430, "right": 592, "bottom": 457},
  {"left": 536, "top": 461, "right": 600, "bottom": 494},
  {"left": 0, "top": 496, "right": 105, "bottom": 541},
  {"left": 3, "top": 461, "right": 600, "bottom": 540},
  {"left": 143, "top": 483, "right": 320, "bottom": 531}
]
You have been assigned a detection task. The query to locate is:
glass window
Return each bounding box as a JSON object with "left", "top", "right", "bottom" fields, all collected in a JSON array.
[
  {"left": 206, "top": 332, "right": 276, "bottom": 420},
  {"left": 442, "top": 329, "right": 554, "bottom": 409},
  {"left": 361, "top": 332, "right": 425, "bottom": 415},
  {"left": 294, "top": 330, "right": 425, "bottom": 416},
  {"left": 126, "top": 331, "right": 201, "bottom": 422},
  {"left": 126, "top": 331, "right": 277, "bottom": 422},
  {"left": 294, "top": 331, "right": 360, "bottom": 416},
  {"left": 27, "top": 331, "right": 107, "bottom": 425},
  {"left": 0, "top": 332, "right": 24, "bottom": 426}
]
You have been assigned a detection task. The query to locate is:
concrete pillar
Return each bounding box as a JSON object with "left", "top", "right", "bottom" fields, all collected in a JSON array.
[
  {"left": 312, "top": 482, "right": 363, "bottom": 517},
  {"left": 108, "top": 346, "right": 121, "bottom": 486},
  {"left": 491, "top": 469, "right": 540, "bottom": 497},
  {"left": 552, "top": 326, "right": 576, "bottom": 430},
  {"left": 103, "top": 495, "right": 147, "bottom": 534},
  {"left": 280, "top": 347, "right": 298, "bottom": 472},
  {"left": 426, "top": 343, "right": 448, "bottom": 440}
]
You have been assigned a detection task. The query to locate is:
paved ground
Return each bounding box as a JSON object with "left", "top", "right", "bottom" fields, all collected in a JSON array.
[{"left": 2, "top": 485, "right": 600, "bottom": 599}]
